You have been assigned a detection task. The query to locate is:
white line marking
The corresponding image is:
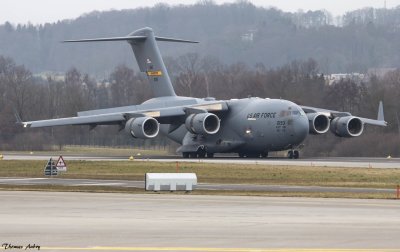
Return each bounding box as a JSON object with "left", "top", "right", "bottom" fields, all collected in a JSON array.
[{"left": 0, "top": 178, "right": 47, "bottom": 181}]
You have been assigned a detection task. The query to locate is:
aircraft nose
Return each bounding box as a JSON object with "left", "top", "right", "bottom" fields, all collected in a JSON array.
[{"left": 293, "top": 115, "right": 309, "bottom": 143}]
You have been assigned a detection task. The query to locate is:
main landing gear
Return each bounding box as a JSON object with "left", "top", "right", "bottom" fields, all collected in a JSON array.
[
  {"left": 238, "top": 152, "right": 268, "bottom": 158},
  {"left": 182, "top": 151, "right": 214, "bottom": 158},
  {"left": 287, "top": 150, "right": 299, "bottom": 159}
]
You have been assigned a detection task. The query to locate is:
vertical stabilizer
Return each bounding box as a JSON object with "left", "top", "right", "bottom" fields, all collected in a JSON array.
[
  {"left": 63, "top": 27, "right": 198, "bottom": 98},
  {"left": 128, "top": 27, "right": 176, "bottom": 97}
]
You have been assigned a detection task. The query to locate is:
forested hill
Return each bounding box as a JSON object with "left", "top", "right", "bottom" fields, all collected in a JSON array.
[{"left": 1, "top": 1, "right": 400, "bottom": 76}]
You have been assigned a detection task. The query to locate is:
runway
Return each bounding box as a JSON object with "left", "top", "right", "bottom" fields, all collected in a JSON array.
[
  {"left": 0, "top": 177, "right": 395, "bottom": 194},
  {"left": 1, "top": 191, "right": 400, "bottom": 251},
  {"left": 3, "top": 154, "right": 400, "bottom": 168}
]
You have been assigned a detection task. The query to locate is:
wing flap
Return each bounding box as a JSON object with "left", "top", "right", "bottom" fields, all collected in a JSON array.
[
  {"left": 22, "top": 101, "right": 229, "bottom": 128},
  {"left": 300, "top": 106, "right": 351, "bottom": 117},
  {"left": 301, "top": 101, "right": 387, "bottom": 127},
  {"left": 24, "top": 114, "right": 126, "bottom": 128},
  {"left": 359, "top": 117, "right": 387, "bottom": 127}
]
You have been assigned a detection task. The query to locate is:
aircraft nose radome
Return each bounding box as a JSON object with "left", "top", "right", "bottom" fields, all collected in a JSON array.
[{"left": 294, "top": 115, "right": 309, "bottom": 143}]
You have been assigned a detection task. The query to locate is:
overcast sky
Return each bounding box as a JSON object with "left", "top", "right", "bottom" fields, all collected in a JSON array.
[{"left": 1, "top": 0, "right": 399, "bottom": 25}]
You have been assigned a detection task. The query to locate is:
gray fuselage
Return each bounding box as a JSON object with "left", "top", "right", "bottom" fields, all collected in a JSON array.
[{"left": 158, "top": 96, "right": 309, "bottom": 154}]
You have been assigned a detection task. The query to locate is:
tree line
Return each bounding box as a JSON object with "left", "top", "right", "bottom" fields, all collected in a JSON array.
[
  {"left": 1, "top": 54, "right": 399, "bottom": 157},
  {"left": 0, "top": 1, "right": 400, "bottom": 76}
]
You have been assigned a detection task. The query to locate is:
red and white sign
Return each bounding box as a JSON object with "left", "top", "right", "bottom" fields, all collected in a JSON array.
[{"left": 56, "top": 156, "right": 67, "bottom": 172}]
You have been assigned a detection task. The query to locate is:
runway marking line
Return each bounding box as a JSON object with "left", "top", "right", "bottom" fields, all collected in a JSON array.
[
  {"left": 78, "top": 183, "right": 124, "bottom": 186},
  {"left": 40, "top": 247, "right": 400, "bottom": 252},
  {"left": 0, "top": 178, "right": 47, "bottom": 181}
]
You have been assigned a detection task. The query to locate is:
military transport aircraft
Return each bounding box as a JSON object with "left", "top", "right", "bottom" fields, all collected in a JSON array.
[{"left": 19, "top": 27, "right": 387, "bottom": 159}]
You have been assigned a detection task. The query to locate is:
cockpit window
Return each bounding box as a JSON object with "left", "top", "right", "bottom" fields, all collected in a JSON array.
[
  {"left": 280, "top": 110, "right": 305, "bottom": 117},
  {"left": 279, "top": 110, "right": 291, "bottom": 117}
]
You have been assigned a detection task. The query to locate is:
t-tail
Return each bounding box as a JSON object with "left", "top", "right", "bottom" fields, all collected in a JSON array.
[{"left": 63, "top": 27, "right": 198, "bottom": 98}]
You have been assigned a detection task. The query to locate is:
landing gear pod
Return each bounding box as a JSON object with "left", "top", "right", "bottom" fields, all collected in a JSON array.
[
  {"left": 185, "top": 113, "right": 220, "bottom": 135},
  {"left": 330, "top": 116, "right": 364, "bottom": 137},
  {"left": 307, "top": 113, "right": 330, "bottom": 134},
  {"left": 125, "top": 117, "right": 160, "bottom": 139}
]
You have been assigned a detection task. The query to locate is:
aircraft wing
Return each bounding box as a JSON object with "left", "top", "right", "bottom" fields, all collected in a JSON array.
[
  {"left": 300, "top": 101, "right": 387, "bottom": 127},
  {"left": 20, "top": 101, "right": 229, "bottom": 128}
]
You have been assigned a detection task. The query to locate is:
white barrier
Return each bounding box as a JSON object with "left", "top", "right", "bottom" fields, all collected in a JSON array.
[{"left": 145, "top": 173, "right": 197, "bottom": 191}]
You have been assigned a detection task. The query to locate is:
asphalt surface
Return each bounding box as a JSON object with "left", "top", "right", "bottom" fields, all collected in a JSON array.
[
  {"left": 1, "top": 191, "right": 400, "bottom": 251},
  {"left": 0, "top": 177, "right": 395, "bottom": 194},
  {"left": 3, "top": 154, "right": 400, "bottom": 168}
]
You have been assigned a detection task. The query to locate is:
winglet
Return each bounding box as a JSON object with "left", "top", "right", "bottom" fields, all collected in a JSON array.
[
  {"left": 13, "top": 108, "right": 30, "bottom": 128},
  {"left": 378, "top": 101, "right": 384, "bottom": 122},
  {"left": 13, "top": 108, "right": 23, "bottom": 125}
]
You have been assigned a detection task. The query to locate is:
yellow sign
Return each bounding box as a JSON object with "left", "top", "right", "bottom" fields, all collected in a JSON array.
[{"left": 147, "top": 71, "right": 162, "bottom": 76}]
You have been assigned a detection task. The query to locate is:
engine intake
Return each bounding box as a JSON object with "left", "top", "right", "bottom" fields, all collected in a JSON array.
[
  {"left": 330, "top": 116, "right": 364, "bottom": 137},
  {"left": 124, "top": 117, "right": 159, "bottom": 139},
  {"left": 307, "top": 113, "right": 330, "bottom": 134},
  {"left": 185, "top": 113, "right": 220, "bottom": 135}
]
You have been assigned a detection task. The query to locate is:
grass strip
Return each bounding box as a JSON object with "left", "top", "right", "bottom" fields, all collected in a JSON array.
[{"left": 0, "top": 160, "right": 400, "bottom": 189}]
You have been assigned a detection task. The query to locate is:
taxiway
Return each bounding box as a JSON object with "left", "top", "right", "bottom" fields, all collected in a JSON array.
[
  {"left": 3, "top": 154, "right": 400, "bottom": 168},
  {"left": 1, "top": 191, "right": 399, "bottom": 251}
]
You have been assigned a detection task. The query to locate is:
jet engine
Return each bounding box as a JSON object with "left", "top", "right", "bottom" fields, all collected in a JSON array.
[
  {"left": 307, "top": 113, "right": 330, "bottom": 134},
  {"left": 124, "top": 117, "right": 159, "bottom": 139},
  {"left": 185, "top": 113, "right": 220, "bottom": 135},
  {"left": 330, "top": 116, "right": 364, "bottom": 137}
]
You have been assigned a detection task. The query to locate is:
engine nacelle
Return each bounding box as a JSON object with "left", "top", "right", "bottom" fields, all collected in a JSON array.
[
  {"left": 330, "top": 116, "right": 364, "bottom": 137},
  {"left": 307, "top": 113, "right": 330, "bottom": 134},
  {"left": 124, "top": 117, "right": 160, "bottom": 139},
  {"left": 185, "top": 113, "right": 220, "bottom": 135}
]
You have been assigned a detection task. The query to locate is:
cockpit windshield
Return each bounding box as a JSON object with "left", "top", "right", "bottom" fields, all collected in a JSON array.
[{"left": 280, "top": 110, "right": 305, "bottom": 117}]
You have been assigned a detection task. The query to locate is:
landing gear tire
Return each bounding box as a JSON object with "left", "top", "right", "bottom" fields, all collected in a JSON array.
[
  {"left": 288, "top": 150, "right": 299, "bottom": 159},
  {"left": 238, "top": 152, "right": 245, "bottom": 158},
  {"left": 261, "top": 152, "right": 268, "bottom": 158},
  {"left": 189, "top": 152, "right": 197, "bottom": 158},
  {"left": 206, "top": 152, "right": 214, "bottom": 158},
  {"left": 197, "top": 146, "right": 207, "bottom": 159},
  {"left": 247, "top": 153, "right": 259, "bottom": 158},
  {"left": 182, "top": 152, "right": 189, "bottom": 158}
]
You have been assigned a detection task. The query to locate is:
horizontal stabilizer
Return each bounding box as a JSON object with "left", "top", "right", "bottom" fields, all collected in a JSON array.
[
  {"left": 63, "top": 36, "right": 147, "bottom": 43},
  {"left": 63, "top": 36, "right": 198, "bottom": 44},
  {"left": 62, "top": 27, "right": 198, "bottom": 97},
  {"left": 155, "top": 36, "right": 199, "bottom": 43}
]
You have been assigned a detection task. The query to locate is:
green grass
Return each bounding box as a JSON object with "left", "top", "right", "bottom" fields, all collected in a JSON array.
[
  {"left": 1, "top": 160, "right": 400, "bottom": 189},
  {"left": 2, "top": 145, "right": 170, "bottom": 156}
]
